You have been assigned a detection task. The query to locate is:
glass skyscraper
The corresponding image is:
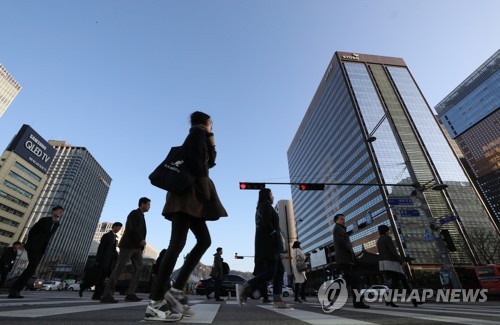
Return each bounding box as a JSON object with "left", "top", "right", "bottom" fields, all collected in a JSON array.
[
  {"left": 0, "top": 64, "right": 21, "bottom": 118},
  {"left": 435, "top": 50, "right": 500, "bottom": 225},
  {"left": 14, "top": 141, "right": 111, "bottom": 278},
  {"left": 288, "top": 52, "right": 498, "bottom": 278}
]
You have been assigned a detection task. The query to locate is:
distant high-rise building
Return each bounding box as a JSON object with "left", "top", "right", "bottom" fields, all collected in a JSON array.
[
  {"left": 435, "top": 50, "right": 500, "bottom": 225},
  {"left": 274, "top": 200, "right": 296, "bottom": 275},
  {"left": 0, "top": 64, "right": 21, "bottom": 118},
  {"left": 14, "top": 141, "right": 112, "bottom": 278},
  {"left": 288, "top": 52, "right": 498, "bottom": 286},
  {"left": 0, "top": 125, "right": 55, "bottom": 247}
]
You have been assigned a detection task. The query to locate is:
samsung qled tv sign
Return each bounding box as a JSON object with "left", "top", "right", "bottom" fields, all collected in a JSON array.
[{"left": 7, "top": 124, "right": 55, "bottom": 174}]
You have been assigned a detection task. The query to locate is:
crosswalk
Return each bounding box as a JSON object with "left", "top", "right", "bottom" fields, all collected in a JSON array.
[{"left": 0, "top": 292, "right": 499, "bottom": 324}]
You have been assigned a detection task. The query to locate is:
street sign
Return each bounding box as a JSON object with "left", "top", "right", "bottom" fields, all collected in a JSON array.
[
  {"left": 388, "top": 198, "right": 414, "bottom": 206},
  {"left": 399, "top": 209, "right": 420, "bottom": 217},
  {"left": 439, "top": 215, "right": 457, "bottom": 225},
  {"left": 424, "top": 229, "right": 434, "bottom": 241}
]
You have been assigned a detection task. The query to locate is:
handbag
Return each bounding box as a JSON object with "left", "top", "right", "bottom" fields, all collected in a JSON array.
[
  {"left": 296, "top": 255, "right": 308, "bottom": 272},
  {"left": 149, "top": 146, "right": 195, "bottom": 194}
]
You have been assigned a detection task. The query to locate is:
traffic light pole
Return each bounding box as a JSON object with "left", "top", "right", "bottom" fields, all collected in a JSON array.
[{"left": 241, "top": 181, "right": 417, "bottom": 188}]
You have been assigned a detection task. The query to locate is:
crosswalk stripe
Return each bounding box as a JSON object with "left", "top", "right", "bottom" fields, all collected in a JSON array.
[
  {"left": 342, "top": 306, "right": 500, "bottom": 325},
  {"left": 178, "top": 304, "right": 220, "bottom": 324},
  {"left": 259, "top": 304, "right": 378, "bottom": 325},
  {"left": 417, "top": 304, "right": 500, "bottom": 314},
  {"left": 397, "top": 304, "right": 500, "bottom": 316},
  {"left": 0, "top": 299, "right": 100, "bottom": 308},
  {"left": 0, "top": 301, "right": 148, "bottom": 318}
]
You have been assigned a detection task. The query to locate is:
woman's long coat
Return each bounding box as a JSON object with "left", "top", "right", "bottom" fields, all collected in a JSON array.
[{"left": 163, "top": 126, "right": 227, "bottom": 221}]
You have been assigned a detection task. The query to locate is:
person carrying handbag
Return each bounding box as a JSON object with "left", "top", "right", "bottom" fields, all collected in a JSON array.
[
  {"left": 292, "top": 241, "right": 307, "bottom": 303},
  {"left": 146, "top": 111, "right": 228, "bottom": 322}
]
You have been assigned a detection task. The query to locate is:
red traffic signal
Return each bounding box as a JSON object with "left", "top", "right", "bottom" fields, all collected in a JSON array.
[
  {"left": 239, "top": 182, "right": 265, "bottom": 190},
  {"left": 298, "top": 183, "right": 325, "bottom": 191}
]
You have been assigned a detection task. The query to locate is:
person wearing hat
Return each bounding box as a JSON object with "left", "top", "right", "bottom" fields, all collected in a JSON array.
[
  {"left": 377, "top": 224, "right": 418, "bottom": 307},
  {"left": 8, "top": 205, "right": 64, "bottom": 298}
]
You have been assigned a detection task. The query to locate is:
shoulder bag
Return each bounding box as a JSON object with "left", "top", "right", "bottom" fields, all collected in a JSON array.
[
  {"left": 149, "top": 146, "right": 195, "bottom": 194},
  {"left": 296, "top": 254, "right": 308, "bottom": 272}
]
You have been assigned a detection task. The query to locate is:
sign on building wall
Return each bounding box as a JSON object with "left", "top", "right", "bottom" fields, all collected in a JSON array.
[{"left": 6, "top": 124, "right": 55, "bottom": 174}]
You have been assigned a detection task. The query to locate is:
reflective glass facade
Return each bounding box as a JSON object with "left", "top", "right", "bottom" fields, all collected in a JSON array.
[
  {"left": 435, "top": 50, "right": 500, "bottom": 138},
  {"left": 289, "top": 52, "right": 498, "bottom": 271},
  {"left": 435, "top": 50, "right": 500, "bottom": 225},
  {"left": 288, "top": 59, "right": 386, "bottom": 257}
]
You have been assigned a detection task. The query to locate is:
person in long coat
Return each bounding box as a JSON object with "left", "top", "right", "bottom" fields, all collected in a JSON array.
[
  {"left": 238, "top": 188, "right": 290, "bottom": 309},
  {"left": 80, "top": 222, "right": 122, "bottom": 299},
  {"left": 0, "top": 241, "right": 22, "bottom": 289},
  {"left": 291, "top": 241, "right": 307, "bottom": 302},
  {"left": 210, "top": 247, "right": 224, "bottom": 301},
  {"left": 333, "top": 213, "right": 369, "bottom": 308},
  {"left": 8, "top": 205, "right": 63, "bottom": 298},
  {"left": 147, "top": 111, "right": 227, "bottom": 321},
  {"left": 377, "top": 224, "right": 418, "bottom": 307}
]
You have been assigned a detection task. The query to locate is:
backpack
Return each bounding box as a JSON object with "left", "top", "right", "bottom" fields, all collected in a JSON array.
[{"left": 222, "top": 262, "right": 230, "bottom": 275}]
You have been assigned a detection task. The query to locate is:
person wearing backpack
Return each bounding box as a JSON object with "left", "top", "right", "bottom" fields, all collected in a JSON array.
[{"left": 210, "top": 247, "right": 224, "bottom": 301}]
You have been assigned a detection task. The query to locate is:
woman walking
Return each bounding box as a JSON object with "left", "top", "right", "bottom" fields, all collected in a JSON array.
[
  {"left": 238, "top": 188, "right": 290, "bottom": 309},
  {"left": 377, "top": 224, "right": 418, "bottom": 308},
  {"left": 146, "top": 111, "right": 228, "bottom": 322}
]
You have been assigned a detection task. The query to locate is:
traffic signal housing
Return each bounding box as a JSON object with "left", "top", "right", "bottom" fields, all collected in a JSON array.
[
  {"left": 239, "top": 182, "right": 265, "bottom": 190},
  {"left": 234, "top": 253, "right": 244, "bottom": 259},
  {"left": 298, "top": 183, "right": 325, "bottom": 191}
]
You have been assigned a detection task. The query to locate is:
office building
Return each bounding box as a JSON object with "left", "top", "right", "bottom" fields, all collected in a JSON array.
[
  {"left": 435, "top": 50, "right": 500, "bottom": 225},
  {"left": 14, "top": 141, "right": 111, "bottom": 278},
  {"left": 0, "top": 64, "right": 21, "bottom": 118},
  {"left": 274, "top": 200, "right": 297, "bottom": 275},
  {"left": 0, "top": 125, "right": 55, "bottom": 247},
  {"left": 288, "top": 52, "right": 498, "bottom": 283}
]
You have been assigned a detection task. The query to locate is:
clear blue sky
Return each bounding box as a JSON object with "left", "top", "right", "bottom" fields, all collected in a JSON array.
[{"left": 1, "top": 1, "right": 498, "bottom": 273}]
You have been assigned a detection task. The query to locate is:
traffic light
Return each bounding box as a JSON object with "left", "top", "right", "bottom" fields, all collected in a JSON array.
[
  {"left": 298, "top": 183, "right": 325, "bottom": 191},
  {"left": 239, "top": 182, "right": 265, "bottom": 190},
  {"left": 234, "top": 253, "right": 244, "bottom": 259},
  {"left": 440, "top": 229, "right": 457, "bottom": 251}
]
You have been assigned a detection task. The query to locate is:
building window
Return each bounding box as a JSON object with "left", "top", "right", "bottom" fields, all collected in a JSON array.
[
  {"left": 14, "top": 162, "right": 42, "bottom": 182},
  {"left": 0, "top": 190, "right": 29, "bottom": 208},
  {"left": 8, "top": 171, "right": 37, "bottom": 190},
  {"left": 0, "top": 216, "right": 20, "bottom": 227},
  {"left": 3, "top": 180, "right": 34, "bottom": 199},
  {"left": 0, "top": 229, "right": 14, "bottom": 238},
  {"left": 0, "top": 203, "right": 24, "bottom": 217}
]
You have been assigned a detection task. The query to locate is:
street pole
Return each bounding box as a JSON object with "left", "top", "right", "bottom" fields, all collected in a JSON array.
[{"left": 414, "top": 190, "right": 462, "bottom": 289}]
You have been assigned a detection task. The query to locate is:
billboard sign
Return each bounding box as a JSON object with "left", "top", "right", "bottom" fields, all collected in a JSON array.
[
  {"left": 388, "top": 198, "right": 415, "bottom": 206},
  {"left": 399, "top": 209, "right": 421, "bottom": 217},
  {"left": 6, "top": 124, "right": 55, "bottom": 174}
]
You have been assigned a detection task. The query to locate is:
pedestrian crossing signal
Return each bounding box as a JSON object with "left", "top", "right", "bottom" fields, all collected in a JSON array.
[
  {"left": 298, "top": 183, "right": 325, "bottom": 191},
  {"left": 239, "top": 182, "right": 265, "bottom": 190}
]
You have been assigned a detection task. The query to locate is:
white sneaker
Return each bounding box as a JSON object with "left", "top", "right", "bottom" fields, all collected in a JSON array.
[
  {"left": 144, "top": 300, "right": 183, "bottom": 322},
  {"left": 164, "top": 289, "right": 194, "bottom": 317}
]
